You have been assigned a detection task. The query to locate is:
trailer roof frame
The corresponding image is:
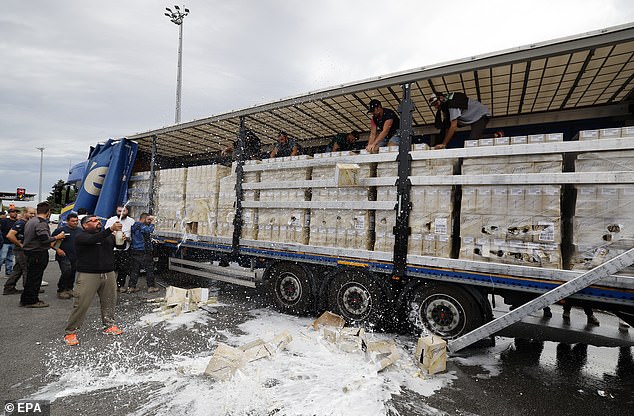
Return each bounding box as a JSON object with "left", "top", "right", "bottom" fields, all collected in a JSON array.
[{"left": 128, "top": 23, "right": 634, "bottom": 159}]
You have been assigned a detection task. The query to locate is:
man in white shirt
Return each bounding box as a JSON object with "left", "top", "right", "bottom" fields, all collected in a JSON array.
[{"left": 105, "top": 205, "right": 136, "bottom": 292}]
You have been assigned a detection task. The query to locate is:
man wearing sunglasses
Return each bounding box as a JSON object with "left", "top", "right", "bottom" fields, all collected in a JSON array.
[{"left": 63, "top": 215, "right": 124, "bottom": 346}]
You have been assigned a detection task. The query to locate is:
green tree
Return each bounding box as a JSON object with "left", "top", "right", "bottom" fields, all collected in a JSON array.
[{"left": 46, "top": 179, "right": 66, "bottom": 213}]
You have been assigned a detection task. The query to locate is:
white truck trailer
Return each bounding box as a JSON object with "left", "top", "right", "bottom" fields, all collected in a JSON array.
[{"left": 120, "top": 24, "right": 634, "bottom": 349}]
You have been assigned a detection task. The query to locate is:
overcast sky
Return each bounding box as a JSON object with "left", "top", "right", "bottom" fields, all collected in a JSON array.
[{"left": 1, "top": 0, "right": 632, "bottom": 202}]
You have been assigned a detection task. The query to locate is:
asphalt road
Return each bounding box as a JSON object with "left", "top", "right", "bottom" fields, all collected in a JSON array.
[{"left": 1, "top": 261, "right": 632, "bottom": 416}]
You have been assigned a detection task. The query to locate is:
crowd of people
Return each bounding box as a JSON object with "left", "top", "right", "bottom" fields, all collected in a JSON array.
[{"left": 1, "top": 203, "right": 158, "bottom": 346}]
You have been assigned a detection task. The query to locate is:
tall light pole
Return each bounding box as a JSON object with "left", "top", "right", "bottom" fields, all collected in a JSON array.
[
  {"left": 36, "top": 147, "right": 45, "bottom": 203},
  {"left": 164, "top": 5, "right": 190, "bottom": 124}
]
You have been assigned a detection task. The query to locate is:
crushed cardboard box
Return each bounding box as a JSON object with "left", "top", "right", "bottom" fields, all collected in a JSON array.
[
  {"left": 311, "top": 311, "right": 400, "bottom": 371},
  {"left": 363, "top": 340, "right": 401, "bottom": 372},
  {"left": 204, "top": 331, "right": 293, "bottom": 381},
  {"left": 414, "top": 335, "right": 447, "bottom": 375},
  {"left": 148, "top": 286, "right": 216, "bottom": 319},
  {"left": 310, "top": 311, "right": 346, "bottom": 330}
]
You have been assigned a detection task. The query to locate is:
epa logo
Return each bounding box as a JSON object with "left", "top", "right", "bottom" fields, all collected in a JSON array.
[{"left": 4, "top": 400, "right": 50, "bottom": 415}]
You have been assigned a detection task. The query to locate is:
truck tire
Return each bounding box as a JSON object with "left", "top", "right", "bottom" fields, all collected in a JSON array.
[
  {"left": 327, "top": 270, "right": 386, "bottom": 326},
  {"left": 266, "top": 263, "right": 313, "bottom": 315},
  {"left": 407, "top": 283, "right": 483, "bottom": 339}
]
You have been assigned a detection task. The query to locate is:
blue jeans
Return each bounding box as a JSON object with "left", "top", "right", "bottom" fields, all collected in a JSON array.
[
  {"left": 56, "top": 256, "right": 77, "bottom": 292},
  {"left": 378, "top": 135, "right": 401, "bottom": 147},
  {"left": 0, "top": 244, "right": 13, "bottom": 275}
]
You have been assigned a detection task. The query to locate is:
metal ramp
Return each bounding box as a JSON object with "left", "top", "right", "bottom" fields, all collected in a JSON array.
[
  {"left": 448, "top": 248, "right": 634, "bottom": 353},
  {"left": 169, "top": 258, "right": 261, "bottom": 288}
]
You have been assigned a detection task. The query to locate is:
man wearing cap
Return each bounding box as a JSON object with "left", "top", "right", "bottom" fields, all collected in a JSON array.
[
  {"left": 429, "top": 92, "right": 502, "bottom": 149},
  {"left": 270, "top": 130, "right": 302, "bottom": 158},
  {"left": 0, "top": 208, "right": 19, "bottom": 276},
  {"left": 366, "top": 99, "right": 400, "bottom": 153}
]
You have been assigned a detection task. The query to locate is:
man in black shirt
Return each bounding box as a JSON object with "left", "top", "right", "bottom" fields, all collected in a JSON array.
[
  {"left": 366, "top": 99, "right": 400, "bottom": 153},
  {"left": 52, "top": 213, "right": 81, "bottom": 299},
  {"left": 64, "top": 215, "right": 123, "bottom": 346},
  {"left": 270, "top": 131, "right": 302, "bottom": 158},
  {"left": 20, "top": 202, "right": 65, "bottom": 307},
  {"left": 221, "top": 129, "right": 263, "bottom": 161}
]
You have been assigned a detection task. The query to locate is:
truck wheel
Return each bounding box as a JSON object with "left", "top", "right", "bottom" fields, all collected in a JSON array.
[
  {"left": 266, "top": 263, "right": 313, "bottom": 315},
  {"left": 407, "top": 284, "right": 483, "bottom": 339},
  {"left": 328, "top": 271, "right": 386, "bottom": 326}
]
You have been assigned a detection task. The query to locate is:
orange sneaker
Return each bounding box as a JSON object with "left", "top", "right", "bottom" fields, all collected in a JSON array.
[
  {"left": 103, "top": 325, "right": 123, "bottom": 335},
  {"left": 64, "top": 333, "right": 79, "bottom": 346}
]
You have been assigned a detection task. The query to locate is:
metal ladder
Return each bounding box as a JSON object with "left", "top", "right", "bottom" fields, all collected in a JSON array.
[{"left": 448, "top": 248, "right": 634, "bottom": 353}]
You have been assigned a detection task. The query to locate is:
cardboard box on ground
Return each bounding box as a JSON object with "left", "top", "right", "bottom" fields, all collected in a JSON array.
[
  {"left": 202, "top": 311, "right": 448, "bottom": 381},
  {"left": 147, "top": 286, "right": 216, "bottom": 318}
]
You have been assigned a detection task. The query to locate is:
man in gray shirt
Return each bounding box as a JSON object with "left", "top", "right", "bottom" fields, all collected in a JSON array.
[
  {"left": 20, "top": 202, "right": 65, "bottom": 308},
  {"left": 430, "top": 92, "right": 503, "bottom": 149}
]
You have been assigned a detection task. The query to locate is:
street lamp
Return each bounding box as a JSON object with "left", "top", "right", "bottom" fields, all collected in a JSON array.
[
  {"left": 36, "top": 147, "right": 44, "bottom": 203},
  {"left": 164, "top": 5, "right": 190, "bottom": 124}
]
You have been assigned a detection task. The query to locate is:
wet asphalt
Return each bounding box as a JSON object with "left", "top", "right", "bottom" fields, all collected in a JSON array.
[{"left": 0, "top": 261, "right": 632, "bottom": 416}]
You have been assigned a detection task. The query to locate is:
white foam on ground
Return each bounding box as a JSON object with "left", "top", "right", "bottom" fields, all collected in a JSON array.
[{"left": 33, "top": 307, "right": 457, "bottom": 415}]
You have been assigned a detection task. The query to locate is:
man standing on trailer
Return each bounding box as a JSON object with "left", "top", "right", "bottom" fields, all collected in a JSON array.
[
  {"left": 429, "top": 92, "right": 503, "bottom": 149},
  {"left": 270, "top": 130, "right": 301, "bottom": 158},
  {"left": 366, "top": 99, "right": 400, "bottom": 153}
]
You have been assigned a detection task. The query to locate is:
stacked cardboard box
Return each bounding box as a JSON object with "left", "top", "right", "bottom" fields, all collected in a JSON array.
[
  {"left": 374, "top": 157, "right": 458, "bottom": 257},
  {"left": 127, "top": 171, "right": 157, "bottom": 220},
  {"left": 256, "top": 156, "right": 312, "bottom": 244},
  {"left": 155, "top": 167, "right": 187, "bottom": 233},
  {"left": 459, "top": 154, "right": 563, "bottom": 268},
  {"left": 570, "top": 150, "right": 634, "bottom": 272},
  {"left": 184, "top": 164, "right": 231, "bottom": 236},
  {"left": 309, "top": 153, "right": 374, "bottom": 250}
]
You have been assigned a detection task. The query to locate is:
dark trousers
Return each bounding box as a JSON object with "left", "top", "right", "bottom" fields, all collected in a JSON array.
[
  {"left": 56, "top": 257, "right": 77, "bottom": 292},
  {"left": 5, "top": 247, "right": 26, "bottom": 289},
  {"left": 20, "top": 250, "right": 49, "bottom": 305},
  {"left": 114, "top": 250, "right": 132, "bottom": 288},
  {"left": 469, "top": 116, "right": 491, "bottom": 140},
  {"left": 129, "top": 250, "right": 155, "bottom": 288}
]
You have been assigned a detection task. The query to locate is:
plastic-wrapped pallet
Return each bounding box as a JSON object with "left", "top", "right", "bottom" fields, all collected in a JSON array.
[
  {"left": 374, "top": 158, "right": 458, "bottom": 257},
  {"left": 570, "top": 150, "right": 634, "bottom": 274},
  {"left": 155, "top": 167, "right": 187, "bottom": 233},
  {"left": 309, "top": 153, "right": 374, "bottom": 250},
  {"left": 459, "top": 154, "right": 563, "bottom": 268},
  {"left": 256, "top": 156, "right": 312, "bottom": 244},
  {"left": 184, "top": 164, "right": 231, "bottom": 236},
  {"left": 127, "top": 171, "right": 157, "bottom": 220}
]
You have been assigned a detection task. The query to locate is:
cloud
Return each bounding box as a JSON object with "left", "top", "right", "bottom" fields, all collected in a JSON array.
[{"left": 1, "top": 0, "right": 633, "bottom": 199}]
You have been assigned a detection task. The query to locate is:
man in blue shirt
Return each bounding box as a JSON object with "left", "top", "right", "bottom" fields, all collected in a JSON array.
[
  {"left": 52, "top": 213, "right": 81, "bottom": 299},
  {"left": 3, "top": 207, "right": 36, "bottom": 295},
  {"left": 127, "top": 213, "right": 157, "bottom": 293}
]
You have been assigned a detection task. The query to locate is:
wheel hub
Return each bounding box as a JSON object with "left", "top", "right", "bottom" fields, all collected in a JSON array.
[
  {"left": 341, "top": 283, "right": 371, "bottom": 317},
  {"left": 423, "top": 296, "right": 462, "bottom": 334},
  {"left": 278, "top": 274, "right": 301, "bottom": 303}
]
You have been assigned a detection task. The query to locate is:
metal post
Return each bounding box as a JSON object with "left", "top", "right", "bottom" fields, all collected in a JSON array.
[
  {"left": 392, "top": 84, "right": 414, "bottom": 278},
  {"left": 231, "top": 117, "right": 246, "bottom": 258},
  {"left": 164, "top": 6, "right": 189, "bottom": 125},
  {"left": 148, "top": 135, "right": 158, "bottom": 214},
  {"left": 175, "top": 22, "right": 183, "bottom": 124},
  {"left": 36, "top": 147, "right": 45, "bottom": 203}
]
